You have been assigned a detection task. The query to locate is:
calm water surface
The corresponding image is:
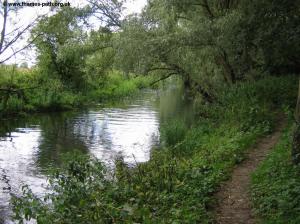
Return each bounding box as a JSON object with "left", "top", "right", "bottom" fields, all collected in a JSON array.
[{"left": 0, "top": 86, "right": 194, "bottom": 223}]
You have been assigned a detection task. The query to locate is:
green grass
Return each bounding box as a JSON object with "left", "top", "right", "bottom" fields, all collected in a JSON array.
[
  {"left": 160, "top": 119, "right": 188, "bottom": 147},
  {"left": 11, "top": 75, "right": 298, "bottom": 223},
  {"left": 251, "top": 118, "right": 300, "bottom": 224}
]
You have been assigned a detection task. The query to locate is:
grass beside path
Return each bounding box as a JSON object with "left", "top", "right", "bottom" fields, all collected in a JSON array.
[{"left": 251, "top": 117, "right": 300, "bottom": 224}]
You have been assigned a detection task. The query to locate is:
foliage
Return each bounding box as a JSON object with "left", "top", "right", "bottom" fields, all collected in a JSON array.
[
  {"left": 12, "top": 154, "right": 115, "bottom": 224},
  {"left": 11, "top": 76, "right": 297, "bottom": 223},
  {"left": 2, "top": 0, "right": 300, "bottom": 222},
  {"left": 3, "top": 0, "right": 298, "bottom": 115},
  {"left": 32, "top": 6, "right": 93, "bottom": 89},
  {"left": 0, "top": 65, "right": 152, "bottom": 117},
  {"left": 160, "top": 119, "right": 187, "bottom": 146},
  {"left": 115, "top": 0, "right": 300, "bottom": 102}
]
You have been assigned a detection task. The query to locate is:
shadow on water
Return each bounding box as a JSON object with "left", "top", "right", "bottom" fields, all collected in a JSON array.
[{"left": 0, "top": 112, "right": 89, "bottom": 170}]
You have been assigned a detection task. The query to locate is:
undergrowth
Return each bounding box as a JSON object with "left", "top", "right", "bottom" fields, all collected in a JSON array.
[
  {"left": 251, "top": 115, "right": 300, "bottom": 224},
  {"left": 0, "top": 66, "right": 152, "bottom": 117}
]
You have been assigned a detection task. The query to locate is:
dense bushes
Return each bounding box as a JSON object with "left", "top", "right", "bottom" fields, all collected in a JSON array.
[
  {"left": 88, "top": 71, "right": 152, "bottom": 101},
  {"left": 11, "top": 75, "right": 297, "bottom": 223},
  {"left": 0, "top": 66, "right": 152, "bottom": 117},
  {"left": 160, "top": 119, "right": 188, "bottom": 147}
]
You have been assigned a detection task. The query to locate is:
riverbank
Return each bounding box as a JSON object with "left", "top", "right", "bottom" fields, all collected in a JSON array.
[
  {"left": 0, "top": 66, "right": 153, "bottom": 118},
  {"left": 12, "top": 75, "right": 297, "bottom": 223}
]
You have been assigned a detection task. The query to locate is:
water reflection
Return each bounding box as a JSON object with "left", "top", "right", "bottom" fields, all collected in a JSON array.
[
  {"left": 36, "top": 112, "right": 91, "bottom": 170},
  {"left": 0, "top": 84, "right": 195, "bottom": 223},
  {"left": 158, "top": 85, "right": 195, "bottom": 126},
  {"left": 0, "top": 129, "right": 47, "bottom": 224},
  {"left": 75, "top": 106, "right": 159, "bottom": 164}
]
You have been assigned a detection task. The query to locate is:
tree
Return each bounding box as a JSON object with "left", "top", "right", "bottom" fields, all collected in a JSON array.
[
  {"left": 115, "top": 0, "right": 237, "bottom": 101},
  {"left": 87, "top": 0, "right": 124, "bottom": 29},
  {"left": 83, "top": 28, "right": 116, "bottom": 86},
  {"left": 32, "top": 6, "right": 92, "bottom": 89},
  {"left": 239, "top": 0, "right": 300, "bottom": 164},
  {"left": 240, "top": 0, "right": 300, "bottom": 75},
  {"left": 0, "top": 0, "right": 43, "bottom": 64},
  {"left": 32, "top": 1, "right": 123, "bottom": 90}
]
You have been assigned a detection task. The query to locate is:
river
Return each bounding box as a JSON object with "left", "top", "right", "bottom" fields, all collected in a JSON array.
[{"left": 0, "top": 85, "right": 195, "bottom": 223}]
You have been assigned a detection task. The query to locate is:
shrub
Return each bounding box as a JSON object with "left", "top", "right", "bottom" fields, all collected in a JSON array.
[{"left": 160, "top": 119, "right": 188, "bottom": 146}]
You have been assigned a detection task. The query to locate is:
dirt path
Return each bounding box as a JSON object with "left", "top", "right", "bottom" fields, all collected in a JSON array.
[{"left": 214, "top": 118, "right": 286, "bottom": 224}]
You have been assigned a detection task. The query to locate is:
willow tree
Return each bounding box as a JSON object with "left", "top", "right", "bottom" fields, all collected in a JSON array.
[
  {"left": 31, "top": 7, "right": 92, "bottom": 89},
  {"left": 87, "top": 0, "right": 124, "bottom": 29},
  {"left": 115, "top": 0, "right": 269, "bottom": 103},
  {"left": 115, "top": 0, "right": 224, "bottom": 102}
]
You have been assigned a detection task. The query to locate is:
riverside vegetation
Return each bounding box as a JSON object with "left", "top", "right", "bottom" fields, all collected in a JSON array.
[
  {"left": 0, "top": 65, "right": 153, "bottom": 117},
  {"left": 0, "top": 0, "right": 299, "bottom": 223},
  {"left": 251, "top": 119, "right": 300, "bottom": 224},
  {"left": 12, "top": 75, "right": 298, "bottom": 223}
]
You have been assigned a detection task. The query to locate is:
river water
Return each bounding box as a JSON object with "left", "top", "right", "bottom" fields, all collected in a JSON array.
[{"left": 0, "top": 85, "right": 194, "bottom": 223}]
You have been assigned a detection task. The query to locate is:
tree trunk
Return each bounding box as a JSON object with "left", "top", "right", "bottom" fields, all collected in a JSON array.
[
  {"left": 216, "top": 50, "right": 236, "bottom": 85},
  {"left": 183, "top": 75, "right": 192, "bottom": 89},
  {"left": 183, "top": 75, "right": 215, "bottom": 103},
  {"left": 292, "top": 78, "right": 300, "bottom": 164},
  {"left": 0, "top": 0, "right": 8, "bottom": 53}
]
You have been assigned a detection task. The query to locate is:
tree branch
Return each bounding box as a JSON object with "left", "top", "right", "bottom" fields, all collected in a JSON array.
[
  {"left": 0, "top": 23, "right": 33, "bottom": 55},
  {"left": 193, "top": 0, "right": 215, "bottom": 19},
  {"left": 150, "top": 73, "right": 177, "bottom": 86},
  {"left": 146, "top": 67, "right": 175, "bottom": 73},
  {"left": 0, "top": 34, "right": 41, "bottom": 64},
  {"left": 0, "top": 86, "right": 39, "bottom": 92},
  {"left": 87, "top": 0, "right": 122, "bottom": 28}
]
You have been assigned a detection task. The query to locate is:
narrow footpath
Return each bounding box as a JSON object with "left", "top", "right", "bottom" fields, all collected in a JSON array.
[{"left": 214, "top": 117, "right": 286, "bottom": 224}]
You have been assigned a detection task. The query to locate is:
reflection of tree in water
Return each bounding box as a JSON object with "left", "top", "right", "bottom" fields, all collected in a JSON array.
[
  {"left": 0, "top": 111, "right": 90, "bottom": 171},
  {"left": 0, "top": 86, "right": 191, "bottom": 172},
  {"left": 0, "top": 118, "right": 29, "bottom": 138},
  {"left": 0, "top": 208, "right": 6, "bottom": 224},
  {"left": 36, "top": 112, "right": 90, "bottom": 170},
  {"left": 96, "top": 116, "right": 114, "bottom": 152},
  {"left": 74, "top": 113, "right": 112, "bottom": 147},
  {"left": 157, "top": 83, "right": 195, "bottom": 127},
  {"left": 1, "top": 169, "right": 11, "bottom": 191},
  {"left": 37, "top": 111, "right": 119, "bottom": 167},
  {"left": 71, "top": 112, "right": 120, "bottom": 161}
]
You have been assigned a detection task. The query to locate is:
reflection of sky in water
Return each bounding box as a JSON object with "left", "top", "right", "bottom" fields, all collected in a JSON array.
[
  {"left": 0, "top": 86, "right": 191, "bottom": 222},
  {"left": 0, "top": 95, "right": 161, "bottom": 223},
  {"left": 73, "top": 106, "right": 159, "bottom": 164},
  {"left": 0, "top": 129, "right": 47, "bottom": 224}
]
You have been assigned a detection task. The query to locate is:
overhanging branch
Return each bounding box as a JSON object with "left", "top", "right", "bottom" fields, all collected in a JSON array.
[{"left": 150, "top": 72, "right": 177, "bottom": 86}]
